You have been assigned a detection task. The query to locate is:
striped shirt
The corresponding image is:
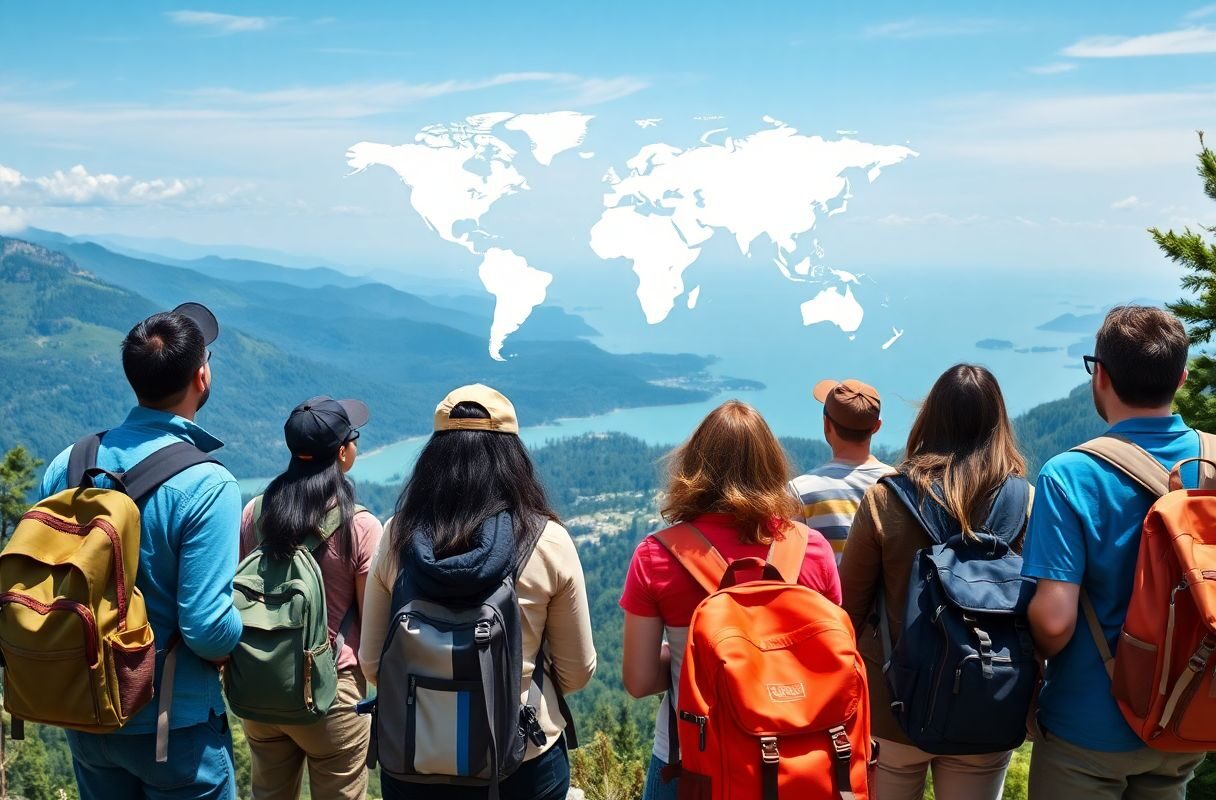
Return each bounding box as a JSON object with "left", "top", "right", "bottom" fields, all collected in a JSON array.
[{"left": 790, "top": 458, "right": 894, "bottom": 560}]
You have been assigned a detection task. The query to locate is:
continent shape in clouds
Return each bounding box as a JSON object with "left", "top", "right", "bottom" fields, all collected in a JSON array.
[
  {"left": 348, "top": 113, "right": 915, "bottom": 359},
  {"left": 590, "top": 118, "right": 917, "bottom": 335},
  {"left": 346, "top": 111, "right": 591, "bottom": 359}
]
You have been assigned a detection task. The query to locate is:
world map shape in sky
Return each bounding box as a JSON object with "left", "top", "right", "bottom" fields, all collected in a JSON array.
[{"left": 346, "top": 113, "right": 916, "bottom": 360}]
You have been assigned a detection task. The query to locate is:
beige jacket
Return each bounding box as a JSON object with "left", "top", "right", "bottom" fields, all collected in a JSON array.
[{"left": 359, "top": 518, "right": 597, "bottom": 759}]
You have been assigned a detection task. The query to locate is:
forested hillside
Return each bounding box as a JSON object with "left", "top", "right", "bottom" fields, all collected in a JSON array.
[{"left": 0, "top": 236, "right": 744, "bottom": 476}]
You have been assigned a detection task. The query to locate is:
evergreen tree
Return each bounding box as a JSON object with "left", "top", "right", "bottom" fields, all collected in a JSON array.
[
  {"left": 0, "top": 445, "right": 41, "bottom": 540},
  {"left": 8, "top": 731, "right": 55, "bottom": 800},
  {"left": 1163, "top": 132, "right": 1216, "bottom": 431}
]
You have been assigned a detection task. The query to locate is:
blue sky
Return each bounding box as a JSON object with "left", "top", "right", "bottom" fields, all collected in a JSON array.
[{"left": 1, "top": 1, "right": 1215, "bottom": 282}]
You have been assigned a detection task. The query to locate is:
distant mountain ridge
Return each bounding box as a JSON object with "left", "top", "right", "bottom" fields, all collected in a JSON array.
[{"left": 0, "top": 236, "right": 735, "bottom": 476}]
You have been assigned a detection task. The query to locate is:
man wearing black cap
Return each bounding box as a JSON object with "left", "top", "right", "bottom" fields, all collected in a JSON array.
[{"left": 37, "top": 302, "right": 243, "bottom": 799}]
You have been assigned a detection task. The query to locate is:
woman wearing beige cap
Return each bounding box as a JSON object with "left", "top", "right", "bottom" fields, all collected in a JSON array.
[
  {"left": 839, "top": 365, "right": 1030, "bottom": 800},
  {"left": 359, "top": 384, "right": 596, "bottom": 800}
]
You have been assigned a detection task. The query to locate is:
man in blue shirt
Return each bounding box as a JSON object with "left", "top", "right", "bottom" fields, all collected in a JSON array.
[
  {"left": 1024, "top": 305, "right": 1207, "bottom": 799},
  {"left": 40, "top": 302, "right": 243, "bottom": 800}
]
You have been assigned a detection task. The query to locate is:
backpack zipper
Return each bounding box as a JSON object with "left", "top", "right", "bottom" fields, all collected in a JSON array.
[
  {"left": 0, "top": 592, "right": 99, "bottom": 665},
  {"left": 679, "top": 710, "right": 708, "bottom": 751},
  {"left": 21, "top": 511, "right": 129, "bottom": 630},
  {"left": 952, "top": 653, "right": 1013, "bottom": 693},
  {"left": 923, "top": 603, "right": 951, "bottom": 730}
]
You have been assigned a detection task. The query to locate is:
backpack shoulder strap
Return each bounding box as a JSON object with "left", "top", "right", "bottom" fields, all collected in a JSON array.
[
  {"left": 66, "top": 432, "right": 105, "bottom": 489},
  {"left": 767, "top": 522, "right": 808, "bottom": 583},
  {"left": 121, "top": 442, "right": 221, "bottom": 503},
  {"left": 1196, "top": 431, "right": 1216, "bottom": 488},
  {"left": 654, "top": 523, "right": 729, "bottom": 595},
  {"left": 879, "top": 474, "right": 954, "bottom": 545},
  {"left": 1071, "top": 434, "right": 1170, "bottom": 498}
]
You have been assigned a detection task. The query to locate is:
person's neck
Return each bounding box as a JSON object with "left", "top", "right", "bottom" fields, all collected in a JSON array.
[
  {"left": 1104, "top": 403, "right": 1174, "bottom": 427},
  {"left": 140, "top": 400, "right": 197, "bottom": 422},
  {"left": 830, "top": 445, "right": 874, "bottom": 466}
]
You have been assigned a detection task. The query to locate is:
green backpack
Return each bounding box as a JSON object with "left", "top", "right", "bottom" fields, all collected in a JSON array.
[{"left": 223, "top": 497, "right": 365, "bottom": 725}]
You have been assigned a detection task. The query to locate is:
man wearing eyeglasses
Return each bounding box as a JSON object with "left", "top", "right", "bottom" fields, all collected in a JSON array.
[
  {"left": 1022, "top": 305, "right": 1206, "bottom": 799},
  {"left": 37, "top": 302, "right": 243, "bottom": 800}
]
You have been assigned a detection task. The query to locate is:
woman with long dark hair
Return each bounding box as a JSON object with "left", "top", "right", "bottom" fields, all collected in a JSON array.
[
  {"left": 359, "top": 384, "right": 596, "bottom": 800},
  {"left": 238, "top": 396, "right": 383, "bottom": 800},
  {"left": 619, "top": 400, "right": 841, "bottom": 800},
  {"left": 839, "top": 365, "right": 1029, "bottom": 800}
]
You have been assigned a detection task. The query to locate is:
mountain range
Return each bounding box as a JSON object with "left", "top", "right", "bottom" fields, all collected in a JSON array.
[{"left": 0, "top": 234, "right": 739, "bottom": 476}]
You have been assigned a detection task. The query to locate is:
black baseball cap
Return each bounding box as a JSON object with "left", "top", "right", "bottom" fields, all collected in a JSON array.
[
  {"left": 169, "top": 302, "right": 219, "bottom": 346},
  {"left": 284, "top": 396, "right": 370, "bottom": 461}
]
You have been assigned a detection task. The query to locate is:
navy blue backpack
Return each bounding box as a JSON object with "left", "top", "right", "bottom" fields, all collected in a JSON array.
[{"left": 880, "top": 475, "right": 1038, "bottom": 755}]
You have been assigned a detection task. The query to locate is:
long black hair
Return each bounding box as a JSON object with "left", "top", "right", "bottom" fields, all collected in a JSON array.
[
  {"left": 259, "top": 456, "right": 356, "bottom": 560},
  {"left": 393, "top": 401, "right": 558, "bottom": 560}
]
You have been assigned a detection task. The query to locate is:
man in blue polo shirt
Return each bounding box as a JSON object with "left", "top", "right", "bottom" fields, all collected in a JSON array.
[
  {"left": 1024, "top": 305, "right": 1207, "bottom": 799},
  {"left": 39, "top": 303, "right": 243, "bottom": 800}
]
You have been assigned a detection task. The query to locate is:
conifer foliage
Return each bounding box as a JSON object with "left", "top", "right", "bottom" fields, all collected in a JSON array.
[{"left": 1164, "top": 132, "right": 1216, "bottom": 431}]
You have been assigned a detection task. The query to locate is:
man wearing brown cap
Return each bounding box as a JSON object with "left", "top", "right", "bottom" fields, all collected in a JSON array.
[{"left": 789, "top": 379, "right": 893, "bottom": 562}]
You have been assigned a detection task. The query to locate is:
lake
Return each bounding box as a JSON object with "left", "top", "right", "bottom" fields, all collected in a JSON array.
[{"left": 240, "top": 260, "right": 1175, "bottom": 492}]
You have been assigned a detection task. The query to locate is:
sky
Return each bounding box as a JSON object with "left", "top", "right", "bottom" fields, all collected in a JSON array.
[{"left": 1, "top": 1, "right": 1215, "bottom": 284}]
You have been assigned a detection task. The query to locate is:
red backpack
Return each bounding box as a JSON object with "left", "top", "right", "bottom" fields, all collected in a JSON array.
[
  {"left": 657, "top": 522, "right": 874, "bottom": 800},
  {"left": 1074, "top": 432, "right": 1216, "bottom": 751}
]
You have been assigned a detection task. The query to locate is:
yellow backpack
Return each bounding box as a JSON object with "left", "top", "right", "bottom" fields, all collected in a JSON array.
[{"left": 0, "top": 433, "right": 216, "bottom": 760}]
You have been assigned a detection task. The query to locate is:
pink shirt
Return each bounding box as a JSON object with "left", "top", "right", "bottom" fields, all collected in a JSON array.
[{"left": 240, "top": 501, "right": 383, "bottom": 672}]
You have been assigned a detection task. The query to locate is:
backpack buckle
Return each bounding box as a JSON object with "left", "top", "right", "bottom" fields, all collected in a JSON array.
[
  {"left": 828, "top": 725, "right": 852, "bottom": 760},
  {"left": 1189, "top": 635, "right": 1216, "bottom": 671},
  {"left": 474, "top": 621, "right": 492, "bottom": 646},
  {"left": 759, "top": 736, "right": 779, "bottom": 764}
]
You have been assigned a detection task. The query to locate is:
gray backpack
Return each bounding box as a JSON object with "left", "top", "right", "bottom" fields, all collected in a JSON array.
[{"left": 366, "top": 515, "right": 576, "bottom": 796}]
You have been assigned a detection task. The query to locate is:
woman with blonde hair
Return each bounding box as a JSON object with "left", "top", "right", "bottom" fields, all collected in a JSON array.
[
  {"left": 619, "top": 400, "right": 840, "bottom": 800},
  {"left": 839, "top": 364, "right": 1031, "bottom": 800}
]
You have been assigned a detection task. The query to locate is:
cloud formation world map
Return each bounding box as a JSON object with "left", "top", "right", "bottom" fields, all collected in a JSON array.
[{"left": 346, "top": 113, "right": 916, "bottom": 359}]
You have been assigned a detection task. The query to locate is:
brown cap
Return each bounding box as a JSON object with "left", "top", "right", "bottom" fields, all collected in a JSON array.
[
  {"left": 433, "top": 384, "right": 519, "bottom": 434},
  {"left": 813, "top": 378, "right": 881, "bottom": 433}
]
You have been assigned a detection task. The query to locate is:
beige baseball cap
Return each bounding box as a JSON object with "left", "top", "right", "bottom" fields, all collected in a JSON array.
[
  {"left": 813, "top": 378, "right": 881, "bottom": 432},
  {"left": 433, "top": 384, "right": 519, "bottom": 434}
]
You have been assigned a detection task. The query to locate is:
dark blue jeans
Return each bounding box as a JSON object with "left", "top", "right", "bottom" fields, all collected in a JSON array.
[
  {"left": 67, "top": 711, "right": 236, "bottom": 800},
  {"left": 381, "top": 737, "right": 569, "bottom": 800}
]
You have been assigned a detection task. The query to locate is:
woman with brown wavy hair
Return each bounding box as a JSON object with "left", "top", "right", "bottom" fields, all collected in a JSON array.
[
  {"left": 839, "top": 364, "right": 1029, "bottom": 800},
  {"left": 618, "top": 400, "right": 840, "bottom": 800}
]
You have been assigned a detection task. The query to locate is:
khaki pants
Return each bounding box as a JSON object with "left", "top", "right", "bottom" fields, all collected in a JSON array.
[
  {"left": 242, "top": 669, "right": 370, "bottom": 800},
  {"left": 1029, "top": 730, "right": 1204, "bottom": 800},
  {"left": 874, "top": 737, "right": 1011, "bottom": 800}
]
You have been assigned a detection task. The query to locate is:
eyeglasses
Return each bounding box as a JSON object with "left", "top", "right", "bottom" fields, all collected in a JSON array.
[
  {"left": 347, "top": 430, "right": 360, "bottom": 444},
  {"left": 1083, "top": 355, "right": 1102, "bottom": 375}
]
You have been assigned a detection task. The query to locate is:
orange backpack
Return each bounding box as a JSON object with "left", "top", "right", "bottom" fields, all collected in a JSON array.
[
  {"left": 657, "top": 523, "right": 874, "bottom": 800},
  {"left": 1074, "top": 432, "right": 1216, "bottom": 751}
]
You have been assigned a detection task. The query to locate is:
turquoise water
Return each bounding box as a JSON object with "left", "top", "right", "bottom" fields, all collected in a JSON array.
[{"left": 244, "top": 262, "right": 1176, "bottom": 491}]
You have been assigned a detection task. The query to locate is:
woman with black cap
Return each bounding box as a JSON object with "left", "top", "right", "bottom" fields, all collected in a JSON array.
[
  {"left": 238, "top": 396, "right": 383, "bottom": 800},
  {"left": 360, "top": 384, "right": 596, "bottom": 800}
]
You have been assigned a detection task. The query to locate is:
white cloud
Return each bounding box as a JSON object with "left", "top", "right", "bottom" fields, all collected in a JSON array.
[
  {"left": 562, "top": 76, "right": 651, "bottom": 106},
  {"left": 0, "top": 205, "right": 27, "bottom": 233},
  {"left": 1063, "top": 26, "right": 1216, "bottom": 57},
  {"left": 0, "top": 163, "right": 202, "bottom": 206},
  {"left": 1186, "top": 4, "right": 1216, "bottom": 20},
  {"left": 1112, "top": 195, "right": 1148, "bottom": 210},
  {"left": 1026, "top": 62, "right": 1077, "bottom": 75},
  {"left": 934, "top": 89, "right": 1216, "bottom": 169},
  {"left": 167, "top": 10, "right": 282, "bottom": 34},
  {"left": 864, "top": 18, "right": 1002, "bottom": 40},
  {"left": 0, "top": 72, "right": 649, "bottom": 132}
]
